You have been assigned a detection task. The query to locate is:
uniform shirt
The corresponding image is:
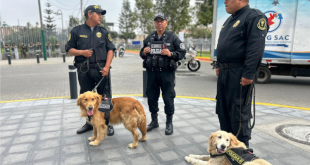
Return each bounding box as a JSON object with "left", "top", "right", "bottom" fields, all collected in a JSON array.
[
  {"left": 65, "top": 23, "right": 115, "bottom": 63},
  {"left": 140, "top": 30, "right": 186, "bottom": 61},
  {"left": 216, "top": 5, "right": 269, "bottom": 79}
]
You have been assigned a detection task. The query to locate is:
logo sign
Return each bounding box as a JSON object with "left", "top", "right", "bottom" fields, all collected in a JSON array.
[
  {"left": 233, "top": 20, "right": 240, "bottom": 27},
  {"left": 151, "top": 44, "right": 162, "bottom": 54},
  {"left": 265, "top": 11, "right": 283, "bottom": 32}
]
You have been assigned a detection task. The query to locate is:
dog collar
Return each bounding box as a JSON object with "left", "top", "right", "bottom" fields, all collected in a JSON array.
[{"left": 210, "top": 152, "right": 225, "bottom": 158}]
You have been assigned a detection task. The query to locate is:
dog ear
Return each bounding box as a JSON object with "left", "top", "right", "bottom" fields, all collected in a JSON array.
[
  {"left": 96, "top": 93, "right": 102, "bottom": 102},
  {"left": 229, "top": 133, "right": 239, "bottom": 146},
  {"left": 207, "top": 133, "right": 216, "bottom": 153},
  {"left": 77, "top": 94, "right": 83, "bottom": 106}
]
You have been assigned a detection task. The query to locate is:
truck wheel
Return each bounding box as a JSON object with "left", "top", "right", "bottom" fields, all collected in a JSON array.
[{"left": 257, "top": 67, "right": 271, "bottom": 83}]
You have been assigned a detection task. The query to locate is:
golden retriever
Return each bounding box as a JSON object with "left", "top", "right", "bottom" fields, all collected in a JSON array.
[
  {"left": 77, "top": 91, "right": 147, "bottom": 148},
  {"left": 185, "top": 131, "right": 271, "bottom": 165}
]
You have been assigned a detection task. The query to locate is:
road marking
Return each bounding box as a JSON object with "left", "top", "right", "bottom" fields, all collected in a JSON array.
[{"left": 1, "top": 95, "right": 309, "bottom": 111}]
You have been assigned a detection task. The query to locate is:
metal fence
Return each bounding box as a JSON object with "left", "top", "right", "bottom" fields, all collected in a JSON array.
[{"left": 1, "top": 26, "right": 70, "bottom": 60}]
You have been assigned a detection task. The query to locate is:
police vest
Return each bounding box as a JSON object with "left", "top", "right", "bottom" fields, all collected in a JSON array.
[{"left": 225, "top": 148, "right": 259, "bottom": 165}]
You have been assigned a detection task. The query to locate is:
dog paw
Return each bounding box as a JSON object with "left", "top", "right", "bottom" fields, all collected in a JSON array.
[
  {"left": 88, "top": 137, "right": 96, "bottom": 141},
  {"left": 128, "top": 143, "right": 137, "bottom": 149},
  {"left": 139, "top": 137, "right": 147, "bottom": 142},
  {"left": 185, "top": 156, "right": 190, "bottom": 162},
  {"left": 189, "top": 154, "right": 195, "bottom": 158},
  {"left": 89, "top": 141, "right": 99, "bottom": 146}
]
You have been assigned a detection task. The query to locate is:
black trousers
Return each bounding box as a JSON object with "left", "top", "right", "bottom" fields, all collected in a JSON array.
[
  {"left": 77, "top": 63, "right": 111, "bottom": 97},
  {"left": 216, "top": 66, "right": 252, "bottom": 143},
  {"left": 146, "top": 70, "right": 176, "bottom": 115}
]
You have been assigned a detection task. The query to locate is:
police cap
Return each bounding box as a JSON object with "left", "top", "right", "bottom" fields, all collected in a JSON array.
[
  {"left": 154, "top": 12, "right": 167, "bottom": 21},
  {"left": 84, "top": 5, "right": 106, "bottom": 16}
]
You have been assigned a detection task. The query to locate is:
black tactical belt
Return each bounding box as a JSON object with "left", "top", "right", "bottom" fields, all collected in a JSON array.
[
  {"left": 75, "top": 62, "right": 106, "bottom": 68},
  {"left": 219, "top": 62, "right": 244, "bottom": 69},
  {"left": 149, "top": 67, "right": 168, "bottom": 72}
]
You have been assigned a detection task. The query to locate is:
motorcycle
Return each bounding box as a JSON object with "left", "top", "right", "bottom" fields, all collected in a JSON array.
[
  {"left": 177, "top": 44, "right": 201, "bottom": 72},
  {"left": 114, "top": 43, "right": 126, "bottom": 58}
]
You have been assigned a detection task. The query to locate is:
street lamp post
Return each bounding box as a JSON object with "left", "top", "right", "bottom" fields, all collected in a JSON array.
[{"left": 55, "top": 10, "right": 64, "bottom": 53}]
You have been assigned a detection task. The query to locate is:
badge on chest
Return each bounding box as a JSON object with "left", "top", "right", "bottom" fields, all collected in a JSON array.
[{"left": 150, "top": 41, "right": 164, "bottom": 55}]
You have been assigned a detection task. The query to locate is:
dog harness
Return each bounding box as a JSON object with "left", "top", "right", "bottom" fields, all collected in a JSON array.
[
  {"left": 210, "top": 148, "right": 259, "bottom": 165},
  {"left": 225, "top": 148, "right": 259, "bottom": 165}
]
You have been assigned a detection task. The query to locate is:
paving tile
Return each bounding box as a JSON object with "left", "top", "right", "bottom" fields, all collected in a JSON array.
[
  {"left": 61, "top": 136, "right": 84, "bottom": 146},
  {"left": 130, "top": 154, "right": 157, "bottom": 165},
  {"left": 60, "top": 152, "right": 90, "bottom": 165},
  {"left": 36, "top": 138, "right": 60, "bottom": 149},
  {"left": 39, "top": 131, "right": 61, "bottom": 140},
  {"left": 2, "top": 152, "right": 29, "bottom": 165},
  {"left": 17, "top": 127, "right": 40, "bottom": 135},
  {"left": 61, "top": 143, "right": 86, "bottom": 155},
  {"left": 13, "top": 135, "right": 37, "bottom": 144},
  {"left": 1, "top": 130, "right": 17, "bottom": 138},
  {"left": 30, "top": 147, "right": 59, "bottom": 161},
  {"left": 156, "top": 149, "right": 180, "bottom": 162},
  {"left": 40, "top": 125, "right": 62, "bottom": 132}
]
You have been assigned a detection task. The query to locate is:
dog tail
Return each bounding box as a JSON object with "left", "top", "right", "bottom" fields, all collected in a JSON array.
[{"left": 134, "top": 100, "right": 146, "bottom": 117}]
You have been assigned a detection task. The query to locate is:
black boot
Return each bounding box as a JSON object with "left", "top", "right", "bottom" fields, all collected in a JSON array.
[
  {"left": 77, "top": 122, "right": 93, "bottom": 134},
  {"left": 107, "top": 125, "right": 114, "bottom": 136},
  {"left": 165, "top": 115, "right": 173, "bottom": 135},
  {"left": 147, "top": 113, "right": 159, "bottom": 132}
]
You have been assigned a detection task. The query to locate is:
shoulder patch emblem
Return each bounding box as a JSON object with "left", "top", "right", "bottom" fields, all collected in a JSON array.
[
  {"left": 108, "top": 34, "right": 112, "bottom": 41},
  {"left": 233, "top": 20, "right": 240, "bottom": 27},
  {"left": 96, "top": 32, "right": 102, "bottom": 38},
  {"left": 180, "top": 43, "right": 185, "bottom": 50},
  {"left": 222, "top": 26, "right": 225, "bottom": 29},
  {"left": 68, "top": 34, "right": 71, "bottom": 41},
  {"left": 257, "top": 18, "right": 267, "bottom": 30}
]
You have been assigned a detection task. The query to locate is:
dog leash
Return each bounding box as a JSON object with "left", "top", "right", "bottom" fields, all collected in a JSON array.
[
  {"left": 236, "top": 82, "right": 256, "bottom": 137},
  {"left": 92, "top": 76, "right": 105, "bottom": 93}
]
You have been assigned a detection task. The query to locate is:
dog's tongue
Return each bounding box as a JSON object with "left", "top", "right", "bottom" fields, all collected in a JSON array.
[
  {"left": 87, "top": 110, "right": 93, "bottom": 116},
  {"left": 219, "top": 149, "right": 225, "bottom": 153}
]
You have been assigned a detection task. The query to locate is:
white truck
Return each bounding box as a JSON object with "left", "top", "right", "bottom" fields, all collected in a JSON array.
[{"left": 211, "top": 0, "right": 310, "bottom": 83}]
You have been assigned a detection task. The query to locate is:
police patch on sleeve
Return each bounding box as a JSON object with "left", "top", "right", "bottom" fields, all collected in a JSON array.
[
  {"left": 68, "top": 34, "right": 71, "bottom": 41},
  {"left": 257, "top": 18, "right": 267, "bottom": 30},
  {"left": 180, "top": 43, "right": 185, "bottom": 50},
  {"left": 108, "top": 34, "right": 112, "bottom": 41}
]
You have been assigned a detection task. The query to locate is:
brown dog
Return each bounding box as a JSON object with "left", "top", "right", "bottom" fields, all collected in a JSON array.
[
  {"left": 77, "top": 91, "right": 147, "bottom": 148},
  {"left": 185, "top": 131, "right": 271, "bottom": 165}
]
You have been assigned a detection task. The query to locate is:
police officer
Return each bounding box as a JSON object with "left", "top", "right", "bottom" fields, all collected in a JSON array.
[
  {"left": 215, "top": 0, "right": 269, "bottom": 148},
  {"left": 140, "top": 12, "right": 186, "bottom": 135},
  {"left": 65, "top": 5, "right": 116, "bottom": 135},
  {"left": 20, "top": 42, "right": 27, "bottom": 59},
  {"left": 29, "top": 42, "right": 35, "bottom": 57},
  {"left": 36, "top": 41, "right": 42, "bottom": 57}
]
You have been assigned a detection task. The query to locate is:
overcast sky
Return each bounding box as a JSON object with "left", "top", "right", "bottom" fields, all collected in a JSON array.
[{"left": 0, "top": 0, "right": 196, "bottom": 33}]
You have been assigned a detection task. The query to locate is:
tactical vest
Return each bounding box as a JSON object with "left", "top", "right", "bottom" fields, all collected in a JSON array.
[{"left": 145, "top": 31, "right": 176, "bottom": 71}]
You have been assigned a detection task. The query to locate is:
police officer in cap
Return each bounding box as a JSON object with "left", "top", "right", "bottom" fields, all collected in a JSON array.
[
  {"left": 140, "top": 12, "right": 186, "bottom": 135},
  {"left": 66, "top": 5, "right": 116, "bottom": 135},
  {"left": 215, "top": 0, "right": 269, "bottom": 148}
]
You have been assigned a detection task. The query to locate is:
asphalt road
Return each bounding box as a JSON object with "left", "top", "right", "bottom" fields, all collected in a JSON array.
[{"left": 1, "top": 53, "right": 310, "bottom": 108}]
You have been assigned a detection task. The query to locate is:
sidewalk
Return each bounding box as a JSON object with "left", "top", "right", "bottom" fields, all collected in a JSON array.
[{"left": 1, "top": 96, "right": 310, "bottom": 165}]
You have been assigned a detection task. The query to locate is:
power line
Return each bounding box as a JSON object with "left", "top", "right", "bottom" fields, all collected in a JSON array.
[
  {"left": 49, "top": 2, "right": 80, "bottom": 10},
  {"left": 53, "top": 0, "right": 79, "bottom": 8}
]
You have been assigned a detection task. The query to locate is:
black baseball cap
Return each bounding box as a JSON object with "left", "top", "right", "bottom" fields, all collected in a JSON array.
[
  {"left": 84, "top": 5, "right": 106, "bottom": 16},
  {"left": 154, "top": 12, "right": 167, "bottom": 21}
]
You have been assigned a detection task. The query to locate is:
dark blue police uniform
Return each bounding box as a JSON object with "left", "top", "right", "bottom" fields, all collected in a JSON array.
[{"left": 215, "top": 5, "right": 269, "bottom": 146}]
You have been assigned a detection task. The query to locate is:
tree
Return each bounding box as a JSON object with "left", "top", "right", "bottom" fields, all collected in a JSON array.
[
  {"left": 195, "top": 0, "right": 213, "bottom": 26},
  {"left": 119, "top": 0, "right": 136, "bottom": 43},
  {"left": 44, "top": 3, "right": 56, "bottom": 33},
  {"left": 187, "top": 26, "right": 211, "bottom": 39},
  {"left": 134, "top": 0, "right": 155, "bottom": 39},
  {"left": 154, "top": 0, "right": 191, "bottom": 33},
  {"left": 110, "top": 31, "right": 118, "bottom": 39},
  {"left": 68, "top": 16, "right": 80, "bottom": 28}
]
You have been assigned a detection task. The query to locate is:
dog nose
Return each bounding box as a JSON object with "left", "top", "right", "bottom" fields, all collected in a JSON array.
[
  {"left": 221, "top": 144, "right": 226, "bottom": 150},
  {"left": 88, "top": 106, "right": 93, "bottom": 110}
]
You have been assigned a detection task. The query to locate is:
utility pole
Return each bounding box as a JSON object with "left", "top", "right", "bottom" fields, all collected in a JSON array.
[
  {"left": 38, "top": 0, "right": 47, "bottom": 60},
  {"left": 0, "top": 13, "right": 3, "bottom": 59},
  {"left": 80, "top": 0, "right": 83, "bottom": 22}
]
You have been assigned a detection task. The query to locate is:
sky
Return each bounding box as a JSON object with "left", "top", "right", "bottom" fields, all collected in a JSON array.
[{"left": 0, "top": 0, "right": 197, "bottom": 33}]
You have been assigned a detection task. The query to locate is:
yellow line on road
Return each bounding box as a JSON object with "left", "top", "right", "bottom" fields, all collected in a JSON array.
[{"left": 1, "top": 95, "right": 309, "bottom": 111}]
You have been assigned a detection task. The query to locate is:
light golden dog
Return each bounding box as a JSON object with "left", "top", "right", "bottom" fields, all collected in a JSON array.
[
  {"left": 77, "top": 91, "right": 147, "bottom": 148},
  {"left": 185, "top": 131, "right": 271, "bottom": 165}
]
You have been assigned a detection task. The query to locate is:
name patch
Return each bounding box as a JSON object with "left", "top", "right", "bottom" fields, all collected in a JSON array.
[{"left": 80, "top": 35, "right": 88, "bottom": 38}]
